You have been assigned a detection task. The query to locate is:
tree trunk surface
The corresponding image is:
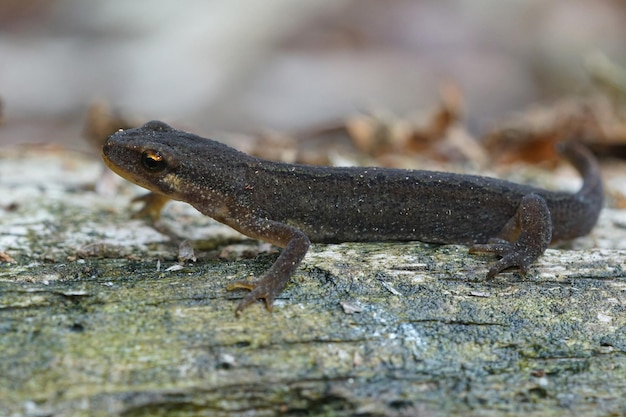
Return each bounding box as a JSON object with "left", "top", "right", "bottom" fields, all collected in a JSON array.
[{"left": 1, "top": 147, "right": 625, "bottom": 417}]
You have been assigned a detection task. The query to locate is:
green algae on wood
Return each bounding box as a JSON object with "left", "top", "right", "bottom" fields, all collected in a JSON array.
[{"left": 0, "top": 147, "right": 625, "bottom": 416}]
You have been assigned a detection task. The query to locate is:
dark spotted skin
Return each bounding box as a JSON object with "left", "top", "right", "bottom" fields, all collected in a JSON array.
[{"left": 102, "top": 121, "right": 603, "bottom": 314}]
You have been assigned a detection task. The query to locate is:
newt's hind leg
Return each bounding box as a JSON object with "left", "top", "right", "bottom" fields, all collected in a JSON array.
[{"left": 470, "top": 193, "right": 552, "bottom": 278}]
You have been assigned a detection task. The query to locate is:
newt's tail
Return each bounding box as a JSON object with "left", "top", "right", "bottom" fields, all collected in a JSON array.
[{"left": 557, "top": 141, "right": 604, "bottom": 238}]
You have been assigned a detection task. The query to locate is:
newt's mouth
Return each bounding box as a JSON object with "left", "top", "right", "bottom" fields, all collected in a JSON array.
[
  {"left": 101, "top": 137, "right": 155, "bottom": 191},
  {"left": 101, "top": 137, "right": 183, "bottom": 200},
  {"left": 101, "top": 138, "right": 137, "bottom": 183}
]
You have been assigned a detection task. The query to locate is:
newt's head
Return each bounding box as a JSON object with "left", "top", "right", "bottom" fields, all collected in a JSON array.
[
  {"left": 102, "top": 120, "right": 190, "bottom": 199},
  {"left": 103, "top": 120, "right": 251, "bottom": 204}
]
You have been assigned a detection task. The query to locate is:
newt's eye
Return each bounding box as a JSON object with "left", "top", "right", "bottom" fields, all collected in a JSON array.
[{"left": 141, "top": 150, "right": 167, "bottom": 172}]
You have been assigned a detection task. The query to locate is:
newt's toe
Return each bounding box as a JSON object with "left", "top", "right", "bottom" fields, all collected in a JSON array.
[
  {"left": 226, "top": 280, "right": 255, "bottom": 291},
  {"left": 227, "top": 278, "right": 278, "bottom": 315},
  {"left": 470, "top": 241, "right": 534, "bottom": 279},
  {"left": 485, "top": 255, "right": 531, "bottom": 279}
]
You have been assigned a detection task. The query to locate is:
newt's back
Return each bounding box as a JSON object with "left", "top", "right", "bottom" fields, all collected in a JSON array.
[{"left": 244, "top": 143, "right": 602, "bottom": 245}]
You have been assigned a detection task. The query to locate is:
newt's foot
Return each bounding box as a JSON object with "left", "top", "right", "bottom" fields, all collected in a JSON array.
[
  {"left": 131, "top": 192, "right": 170, "bottom": 221},
  {"left": 470, "top": 193, "right": 552, "bottom": 279},
  {"left": 470, "top": 240, "right": 536, "bottom": 278},
  {"left": 227, "top": 277, "right": 282, "bottom": 315}
]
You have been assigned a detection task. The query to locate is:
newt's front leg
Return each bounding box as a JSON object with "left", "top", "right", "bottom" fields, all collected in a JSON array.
[
  {"left": 226, "top": 219, "right": 311, "bottom": 314},
  {"left": 131, "top": 192, "right": 170, "bottom": 221},
  {"left": 470, "top": 193, "right": 552, "bottom": 278}
]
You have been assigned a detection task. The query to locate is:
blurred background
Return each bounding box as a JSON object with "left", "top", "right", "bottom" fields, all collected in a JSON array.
[{"left": 1, "top": 0, "right": 625, "bottom": 148}]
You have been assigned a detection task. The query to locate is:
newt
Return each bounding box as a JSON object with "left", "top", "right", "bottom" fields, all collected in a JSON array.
[{"left": 102, "top": 121, "right": 603, "bottom": 314}]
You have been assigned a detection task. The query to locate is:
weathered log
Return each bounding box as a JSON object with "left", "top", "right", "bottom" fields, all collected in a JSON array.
[{"left": 0, "top": 147, "right": 624, "bottom": 417}]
